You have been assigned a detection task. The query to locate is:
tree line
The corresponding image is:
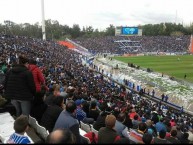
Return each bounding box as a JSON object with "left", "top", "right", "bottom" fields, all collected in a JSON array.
[{"left": 1, "top": 19, "right": 193, "bottom": 40}]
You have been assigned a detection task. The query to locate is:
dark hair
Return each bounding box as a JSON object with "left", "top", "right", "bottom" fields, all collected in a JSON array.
[
  {"left": 46, "top": 129, "right": 76, "bottom": 144},
  {"left": 160, "top": 118, "right": 164, "bottom": 122},
  {"left": 159, "top": 130, "right": 166, "bottom": 139},
  {"left": 67, "top": 93, "right": 74, "bottom": 98},
  {"left": 138, "top": 123, "right": 147, "bottom": 132},
  {"left": 18, "top": 56, "right": 29, "bottom": 64},
  {"left": 29, "top": 59, "right": 37, "bottom": 65},
  {"left": 183, "top": 132, "right": 189, "bottom": 139},
  {"left": 14, "top": 115, "right": 28, "bottom": 133},
  {"left": 100, "top": 102, "right": 108, "bottom": 111},
  {"left": 53, "top": 96, "right": 64, "bottom": 107},
  {"left": 66, "top": 101, "right": 76, "bottom": 113},
  {"left": 90, "top": 101, "right": 97, "bottom": 109},
  {"left": 142, "top": 133, "right": 152, "bottom": 144},
  {"left": 170, "top": 130, "right": 177, "bottom": 137},
  {"left": 117, "top": 112, "right": 126, "bottom": 123},
  {"left": 134, "top": 114, "right": 138, "bottom": 120}
]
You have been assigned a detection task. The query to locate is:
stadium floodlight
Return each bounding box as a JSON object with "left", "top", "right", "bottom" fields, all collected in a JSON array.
[{"left": 41, "top": 0, "right": 46, "bottom": 40}]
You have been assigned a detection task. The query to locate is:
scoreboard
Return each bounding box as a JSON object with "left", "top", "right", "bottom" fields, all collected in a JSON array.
[{"left": 115, "top": 26, "right": 142, "bottom": 36}]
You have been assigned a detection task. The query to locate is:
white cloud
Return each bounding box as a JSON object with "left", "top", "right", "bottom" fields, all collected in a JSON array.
[{"left": 0, "top": 0, "right": 193, "bottom": 29}]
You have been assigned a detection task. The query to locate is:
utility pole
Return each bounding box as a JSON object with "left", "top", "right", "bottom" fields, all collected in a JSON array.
[
  {"left": 175, "top": 10, "right": 178, "bottom": 24},
  {"left": 41, "top": 0, "right": 46, "bottom": 40}
]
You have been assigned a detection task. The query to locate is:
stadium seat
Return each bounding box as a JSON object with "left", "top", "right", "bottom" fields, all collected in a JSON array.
[
  {"left": 79, "top": 128, "right": 87, "bottom": 136},
  {"left": 36, "top": 123, "right": 49, "bottom": 141},
  {"left": 29, "top": 115, "right": 38, "bottom": 131},
  {"left": 80, "top": 121, "right": 91, "bottom": 133}
]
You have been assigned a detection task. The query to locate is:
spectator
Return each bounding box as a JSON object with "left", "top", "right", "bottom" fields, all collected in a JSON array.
[
  {"left": 153, "top": 130, "right": 171, "bottom": 144},
  {"left": 4, "top": 56, "right": 36, "bottom": 117},
  {"left": 75, "top": 99, "right": 94, "bottom": 124},
  {"left": 89, "top": 101, "right": 100, "bottom": 121},
  {"left": 128, "top": 122, "right": 147, "bottom": 144},
  {"left": 53, "top": 101, "right": 81, "bottom": 143},
  {"left": 170, "top": 118, "right": 176, "bottom": 127},
  {"left": 142, "top": 133, "right": 153, "bottom": 144},
  {"left": 123, "top": 113, "right": 133, "bottom": 129},
  {"left": 155, "top": 118, "right": 167, "bottom": 132},
  {"left": 176, "top": 125, "right": 183, "bottom": 141},
  {"left": 161, "top": 93, "right": 165, "bottom": 101},
  {"left": 46, "top": 129, "right": 76, "bottom": 144},
  {"left": 98, "top": 114, "right": 121, "bottom": 143},
  {"left": 30, "top": 88, "right": 48, "bottom": 123},
  {"left": 28, "top": 59, "right": 46, "bottom": 93},
  {"left": 180, "top": 132, "right": 190, "bottom": 144},
  {"left": 93, "top": 104, "right": 110, "bottom": 131},
  {"left": 7, "top": 115, "right": 31, "bottom": 144},
  {"left": 129, "top": 108, "right": 137, "bottom": 120},
  {"left": 114, "top": 112, "right": 128, "bottom": 137},
  {"left": 166, "top": 130, "right": 181, "bottom": 144},
  {"left": 146, "top": 119, "right": 157, "bottom": 137},
  {"left": 151, "top": 111, "right": 159, "bottom": 125},
  {"left": 132, "top": 114, "right": 141, "bottom": 129},
  {"left": 41, "top": 96, "right": 64, "bottom": 133},
  {"left": 165, "top": 95, "right": 169, "bottom": 102}
]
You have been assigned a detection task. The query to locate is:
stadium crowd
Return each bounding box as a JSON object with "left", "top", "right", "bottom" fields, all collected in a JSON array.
[
  {"left": 0, "top": 34, "right": 193, "bottom": 144},
  {"left": 73, "top": 35, "right": 190, "bottom": 54}
]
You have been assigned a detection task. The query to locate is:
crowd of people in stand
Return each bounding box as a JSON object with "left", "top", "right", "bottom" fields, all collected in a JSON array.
[
  {"left": 72, "top": 35, "right": 190, "bottom": 54},
  {"left": 1, "top": 34, "right": 193, "bottom": 144}
]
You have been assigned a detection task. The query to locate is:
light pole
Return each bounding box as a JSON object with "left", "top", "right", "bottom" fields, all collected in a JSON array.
[{"left": 41, "top": 0, "right": 46, "bottom": 40}]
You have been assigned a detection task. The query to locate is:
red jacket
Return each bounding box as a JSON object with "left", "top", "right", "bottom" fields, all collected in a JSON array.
[{"left": 28, "top": 64, "right": 45, "bottom": 92}]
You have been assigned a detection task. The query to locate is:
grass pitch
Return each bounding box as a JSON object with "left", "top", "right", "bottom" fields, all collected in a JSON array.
[{"left": 114, "top": 55, "right": 193, "bottom": 83}]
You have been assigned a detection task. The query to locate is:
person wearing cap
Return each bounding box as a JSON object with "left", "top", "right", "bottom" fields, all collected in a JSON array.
[
  {"left": 4, "top": 56, "right": 36, "bottom": 117},
  {"left": 98, "top": 114, "right": 121, "bottom": 143},
  {"left": 75, "top": 99, "right": 94, "bottom": 124}
]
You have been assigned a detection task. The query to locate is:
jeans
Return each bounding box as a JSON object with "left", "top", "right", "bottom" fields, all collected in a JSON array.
[{"left": 11, "top": 100, "right": 31, "bottom": 117}]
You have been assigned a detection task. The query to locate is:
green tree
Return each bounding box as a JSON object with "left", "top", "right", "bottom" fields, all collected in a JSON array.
[
  {"left": 71, "top": 24, "right": 81, "bottom": 38},
  {"left": 105, "top": 24, "right": 115, "bottom": 36}
]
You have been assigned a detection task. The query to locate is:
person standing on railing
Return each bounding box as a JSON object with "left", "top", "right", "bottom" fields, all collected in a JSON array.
[{"left": 165, "top": 95, "right": 168, "bottom": 102}]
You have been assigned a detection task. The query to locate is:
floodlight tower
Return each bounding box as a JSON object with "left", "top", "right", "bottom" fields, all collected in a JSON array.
[{"left": 41, "top": 0, "right": 46, "bottom": 40}]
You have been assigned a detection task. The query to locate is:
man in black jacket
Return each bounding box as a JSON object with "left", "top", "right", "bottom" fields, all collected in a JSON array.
[{"left": 4, "top": 56, "right": 36, "bottom": 117}]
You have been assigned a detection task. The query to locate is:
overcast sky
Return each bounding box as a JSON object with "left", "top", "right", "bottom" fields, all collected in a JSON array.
[{"left": 0, "top": 0, "right": 193, "bottom": 30}]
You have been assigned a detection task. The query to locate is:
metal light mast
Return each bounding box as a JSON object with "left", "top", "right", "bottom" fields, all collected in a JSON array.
[{"left": 41, "top": 0, "right": 46, "bottom": 40}]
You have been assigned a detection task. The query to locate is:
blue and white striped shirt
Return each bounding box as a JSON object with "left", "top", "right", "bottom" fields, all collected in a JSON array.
[{"left": 7, "top": 133, "right": 31, "bottom": 144}]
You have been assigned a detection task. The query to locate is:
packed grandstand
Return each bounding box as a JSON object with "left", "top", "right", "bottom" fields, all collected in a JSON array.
[{"left": 1, "top": 33, "right": 193, "bottom": 144}]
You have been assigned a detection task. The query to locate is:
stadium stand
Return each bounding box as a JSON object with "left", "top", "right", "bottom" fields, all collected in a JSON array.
[{"left": 0, "top": 34, "right": 193, "bottom": 143}]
